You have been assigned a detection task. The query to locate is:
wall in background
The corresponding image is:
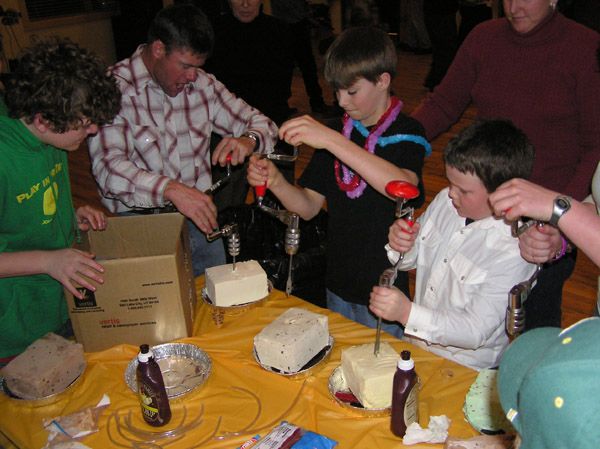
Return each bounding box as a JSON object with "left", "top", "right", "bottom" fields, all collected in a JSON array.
[{"left": 0, "top": 0, "right": 125, "bottom": 68}]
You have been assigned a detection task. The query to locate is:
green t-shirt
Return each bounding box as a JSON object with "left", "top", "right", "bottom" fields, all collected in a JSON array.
[{"left": 0, "top": 116, "right": 75, "bottom": 357}]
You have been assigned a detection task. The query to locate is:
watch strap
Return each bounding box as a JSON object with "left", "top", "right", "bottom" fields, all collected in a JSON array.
[
  {"left": 548, "top": 195, "right": 571, "bottom": 226},
  {"left": 241, "top": 131, "right": 260, "bottom": 152}
]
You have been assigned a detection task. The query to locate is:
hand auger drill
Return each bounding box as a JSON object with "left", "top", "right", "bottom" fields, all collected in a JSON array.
[
  {"left": 206, "top": 223, "right": 240, "bottom": 271},
  {"left": 253, "top": 148, "right": 300, "bottom": 296},
  {"left": 374, "top": 181, "right": 420, "bottom": 356},
  {"left": 505, "top": 219, "right": 543, "bottom": 340},
  {"left": 203, "top": 154, "right": 241, "bottom": 270},
  {"left": 254, "top": 147, "right": 299, "bottom": 206},
  {"left": 204, "top": 154, "right": 232, "bottom": 196}
]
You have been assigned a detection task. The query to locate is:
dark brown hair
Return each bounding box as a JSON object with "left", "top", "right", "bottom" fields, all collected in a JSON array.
[
  {"left": 6, "top": 38, "right": 121, "bottom": 132},
  {"left": 324, "top": 26, "right": 397, "bottom": 90},
  {"left": 444, "top": 119, "right": 535, "bottom": 192}
]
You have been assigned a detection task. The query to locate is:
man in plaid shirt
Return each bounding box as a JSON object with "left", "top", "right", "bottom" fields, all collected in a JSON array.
[{"left": 88, "top": 4, "right": 277, "bottom": 276}]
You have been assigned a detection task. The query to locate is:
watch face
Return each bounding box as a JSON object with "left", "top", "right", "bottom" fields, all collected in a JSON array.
[{"left": 557, "top": 198, "right": 570, "bottom": 210}]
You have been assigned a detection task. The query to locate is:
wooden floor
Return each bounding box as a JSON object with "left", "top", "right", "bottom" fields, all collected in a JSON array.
[{"left": 69, "top": 48, "right": 598, "bottom": 328}]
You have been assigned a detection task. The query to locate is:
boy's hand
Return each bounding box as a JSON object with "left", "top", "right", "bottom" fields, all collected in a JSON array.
[
  {"left": 278, "top": 115, "right": 336, "bottom": 149},
  {"left": 518, "top": 224, "right": 563, "bottom": 264},
  {"left": 369, "top": 286, "right": 411, "bottom": 325},
  {"left": 247, "top": 154, "right": 282, "bottom": 190},
  {"left": 76, "top": 205, "right": 107, "bottom": 231},
  {"left": 43, "top": 248, "right": 105, "bottom": 298},
  {"left": 388, "top": 219, "right": 419, "bottom": 253}
]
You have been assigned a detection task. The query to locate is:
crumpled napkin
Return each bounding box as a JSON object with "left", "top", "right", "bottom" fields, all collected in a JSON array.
[{"left": 402, "top": 415, "right": 451, "bottom": 445}]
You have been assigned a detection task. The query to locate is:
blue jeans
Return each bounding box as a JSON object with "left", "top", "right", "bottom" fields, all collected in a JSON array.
[
  {"left": 326, "top": 289, "right": 404, "bottom": 339},
  {"left": 118, "top": 211, "right": 226, "bottom": 277},
  {"left": 187, "top": 219, "right": 226, "bottom": 277}
]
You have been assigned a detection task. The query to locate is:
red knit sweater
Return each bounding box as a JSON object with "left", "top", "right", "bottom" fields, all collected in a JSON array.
[{"left": 413, "top": 12, "right": 600, "bottom": 200}]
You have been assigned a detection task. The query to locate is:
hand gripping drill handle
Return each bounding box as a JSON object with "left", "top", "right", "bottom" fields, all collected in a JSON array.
[
  {"left": 374, "top": 181, "right": 420, "bottom": 356},
  {"left": 254, "top": 148, "right": 299, "bottom": 205}
]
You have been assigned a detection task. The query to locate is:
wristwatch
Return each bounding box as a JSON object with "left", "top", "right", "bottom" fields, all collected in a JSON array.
[
  {"left": 548, "top": 195, "right": 571, "bottom": 226},
  {"left": 241, "top": 131, "right": 260, "bottom": 152}
]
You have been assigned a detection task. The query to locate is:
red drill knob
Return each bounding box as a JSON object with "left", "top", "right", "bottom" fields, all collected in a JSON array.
[
  {"left": 255, "top": 183, "right": 267, "bottom": 198},
  {"left": 385, "top": 181, "right": 419, "bottom": 200}
]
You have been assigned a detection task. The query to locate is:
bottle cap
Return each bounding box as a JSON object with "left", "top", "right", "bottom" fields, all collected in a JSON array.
[
  {"left": 397, "top": 350, "right": 414, "bottom": 370},
  {"left": 137, "top": 344, "right": 153, "bottom": 362}
]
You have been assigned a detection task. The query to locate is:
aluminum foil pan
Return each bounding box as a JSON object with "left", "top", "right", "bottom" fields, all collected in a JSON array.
[
  {"left": 0, "top": 366, "right": 85, "bottom": 407},
  {"left": 125, "top": 343, "right": 211, "bottom": 399},
  {"left": 328, "top": 365, "right": 391, "bottom": 417},
  {"left": 202, "top": 280, "right": 273, "bottom": 326},
  {"left": 253, "top": 335, "right": 334, "bottom": 379}
]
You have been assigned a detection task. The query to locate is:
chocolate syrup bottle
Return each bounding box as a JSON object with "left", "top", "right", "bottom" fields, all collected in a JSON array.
[
  {"left": 391, "top": 350, "right": 419, "bottom": 437},
  {"left": 136, "top": 344, "right": 171, "bottom": 427}
]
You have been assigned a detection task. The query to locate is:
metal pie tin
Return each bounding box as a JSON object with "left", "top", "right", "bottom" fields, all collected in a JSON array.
[
  {"left": 201, "top": 281, "right": 272, "bottom": 326},
  {"left": 125, "top": 343, "right": 211, "bottom": 399},
  {"left": 328, "top": 365, "right": 391, "bottom": 416},
  {"left": 0, "top": 363, "right": 85, "bottom": 406},
  {"left": 253, "top": 335, "right": 334, "bottom": 379}
]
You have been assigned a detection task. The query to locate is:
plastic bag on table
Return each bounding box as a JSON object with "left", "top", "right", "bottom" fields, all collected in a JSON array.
[
  {"left": 43, "top": 395, "right": 110, "bottom": 448},
  {"left": 250, "top": 421, "right": 337, "bottom": 449}
]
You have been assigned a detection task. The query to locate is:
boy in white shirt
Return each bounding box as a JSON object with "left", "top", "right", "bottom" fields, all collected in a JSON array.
[{"left": 369, "top": 119, "right": 537, "bottom": 370}]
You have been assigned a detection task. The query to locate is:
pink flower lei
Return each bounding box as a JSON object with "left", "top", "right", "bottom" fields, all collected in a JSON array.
[{"left": 335, "top": 96, "right": 403, "bottom": 198}]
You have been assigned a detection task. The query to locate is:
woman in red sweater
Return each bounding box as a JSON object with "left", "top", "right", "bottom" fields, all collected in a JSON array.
[{"left": 411, "top": 0, "right": 600, "bottom": 330}]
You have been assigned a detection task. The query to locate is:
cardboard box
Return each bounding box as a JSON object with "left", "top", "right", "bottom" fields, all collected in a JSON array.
[{"left": 64, "top": 213, "right": 197, "bottom": 352}]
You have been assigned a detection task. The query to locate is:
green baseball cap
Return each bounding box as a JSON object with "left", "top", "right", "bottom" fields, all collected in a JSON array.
[{"left": 497, "top": 317, "right": 600, "bottom": 449}]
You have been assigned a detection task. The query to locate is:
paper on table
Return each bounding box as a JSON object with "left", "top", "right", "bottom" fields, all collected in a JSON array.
[{"left": 402, "top": 415, "right": 451, "bottom": 446}]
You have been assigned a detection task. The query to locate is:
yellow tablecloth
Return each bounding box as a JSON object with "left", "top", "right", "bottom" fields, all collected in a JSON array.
[{"left": 0, "top": 278, "right": 479, "bottom": 449}]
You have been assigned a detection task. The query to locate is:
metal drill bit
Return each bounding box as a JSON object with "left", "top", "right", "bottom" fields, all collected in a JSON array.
[
  {"left": 285, "top": 254, "right": 293, "bottom": 296},
  {"left": 374, "top": 204, "right": 414, "bottom": 356},
  {"left": 284, "top": 215, "right": 300, "bottom": 297},
  {"left": 374, "top": 266, "right": 399, "bottom": 356}
]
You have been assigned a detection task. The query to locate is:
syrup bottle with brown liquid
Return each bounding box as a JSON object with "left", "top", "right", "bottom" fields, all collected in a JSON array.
[
  {"left": 391, "top": 350, "right": 418, "bottom": 437},
  {"left": 136, "top": 344, "right": 171, "bottom": 426}
]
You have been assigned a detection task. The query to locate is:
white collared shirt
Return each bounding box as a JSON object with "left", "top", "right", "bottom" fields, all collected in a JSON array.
[{"left": 388, "top": 188, "right": 537, "bottom": 370}]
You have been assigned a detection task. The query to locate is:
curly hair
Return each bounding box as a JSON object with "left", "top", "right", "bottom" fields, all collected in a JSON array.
[{"left": 5, "top": 38, "right": 121, "bottom": 133}]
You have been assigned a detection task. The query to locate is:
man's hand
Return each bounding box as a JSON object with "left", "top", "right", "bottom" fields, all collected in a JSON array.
[
  {"left": 489, "top": 178, "right": 556, "bottom": 222},
  {"left": 163, "top": 181, "right": 218, "bottom": 233},
  {"left": 211, "top": 135, "right": 256, "bottom": 167}
]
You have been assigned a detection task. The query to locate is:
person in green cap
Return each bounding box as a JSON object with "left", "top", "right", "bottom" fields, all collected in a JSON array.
[{"left": 498, "top": 317, "right": 600, "bottom": 449}]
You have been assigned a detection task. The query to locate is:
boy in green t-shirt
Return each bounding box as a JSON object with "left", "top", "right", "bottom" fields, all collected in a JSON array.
[{"left": 0, "top": 39, "right": 121, "bottom": 361}]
